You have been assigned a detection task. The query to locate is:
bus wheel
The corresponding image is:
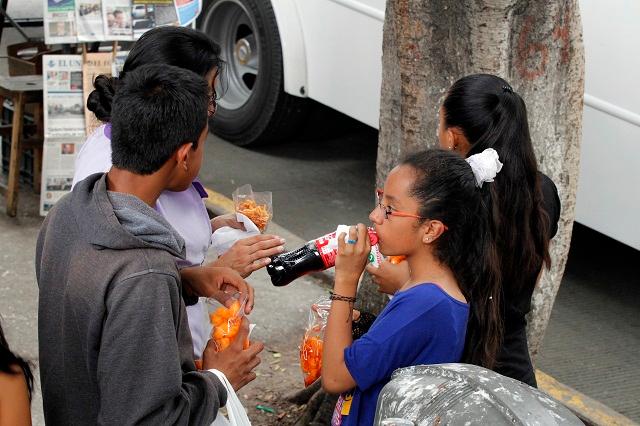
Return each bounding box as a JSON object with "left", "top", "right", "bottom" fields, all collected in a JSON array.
[{"left": 198, "top": 0, "right": 308, "bottom": 146}]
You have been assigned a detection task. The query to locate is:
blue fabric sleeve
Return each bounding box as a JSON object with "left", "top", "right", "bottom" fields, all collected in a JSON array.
[{"left": 344, "top": 299, "right": 441, "bottom": 391}]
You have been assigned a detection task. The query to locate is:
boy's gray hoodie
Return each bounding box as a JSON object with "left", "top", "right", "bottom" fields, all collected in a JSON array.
[{"left": 36, "top": 173, "right": 226, "bottom": 425}]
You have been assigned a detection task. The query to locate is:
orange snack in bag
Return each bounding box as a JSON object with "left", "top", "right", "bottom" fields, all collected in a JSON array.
[
  {"left": 388, "top": 255, "right": 407, "bottom": 265},
  {"left": 209, "top": 300, "right": 249, "bottom": 351},
  {"left": 237, "top": 199, "right": 271, "bottom": 232},
  {"left": 300, "top": 334, "right": 323, "bottom": 387}
]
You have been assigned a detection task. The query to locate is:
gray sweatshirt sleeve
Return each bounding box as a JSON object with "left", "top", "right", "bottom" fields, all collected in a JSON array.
[{"left": 96, "top": 270, "right": 226, "bottom": 425}]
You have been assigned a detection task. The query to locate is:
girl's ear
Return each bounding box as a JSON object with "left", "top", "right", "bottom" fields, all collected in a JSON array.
[
  {"left": 422, "top": 220, "right": 447, "bottom": 244},
  {"left": 445, "top": 127, "right": 456, "bottom": 150},
  {"left": 450, "top": 127, "right": 472, "bottom": 156}
]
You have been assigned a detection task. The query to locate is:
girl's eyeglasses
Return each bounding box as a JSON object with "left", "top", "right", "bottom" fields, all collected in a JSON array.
[{"left": 375, "top": 189, "right": 427, "bottom": 220}]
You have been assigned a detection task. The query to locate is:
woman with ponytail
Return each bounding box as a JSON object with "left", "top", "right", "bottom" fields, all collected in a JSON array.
[
  {"left": 322, "top": 148, "right": 502, "bottom": 425},
  {"left": 368, "top": 74, "right": 561, "bottom": 387},
  {"left": 71, "top": 26, "right": 286, "bottom": 360}
]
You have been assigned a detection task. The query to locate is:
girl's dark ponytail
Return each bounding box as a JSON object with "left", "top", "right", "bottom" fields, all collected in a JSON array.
[
  {"left": 402, "top": 149, "right": 504, "bottom": 369},
  {"left": 443, "top": 74, "right": 552, "bottom": 295},
  {"left": 463, "top": 190, "right": 503, "bottom": 369},
  {"left": 86, "top": 74, "right": 118, "bottom": 123}
]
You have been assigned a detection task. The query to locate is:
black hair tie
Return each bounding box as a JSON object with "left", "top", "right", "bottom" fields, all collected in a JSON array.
[{"left": 502, "top": 85, "right": 513, "bottom": 94}]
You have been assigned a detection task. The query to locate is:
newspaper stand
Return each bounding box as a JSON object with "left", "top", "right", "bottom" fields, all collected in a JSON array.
[{"left": 0, "top": 74, "right": 44, "bottom": 216}]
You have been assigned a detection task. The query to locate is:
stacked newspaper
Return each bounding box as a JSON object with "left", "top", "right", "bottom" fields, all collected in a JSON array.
[{"left": 43, "top": 0, "right": 200, "bottom": 44}]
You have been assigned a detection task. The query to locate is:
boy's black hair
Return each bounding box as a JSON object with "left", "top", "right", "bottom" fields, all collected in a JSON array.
[{"left": 110, "top": 63, "right": 209, "bottom": 174}]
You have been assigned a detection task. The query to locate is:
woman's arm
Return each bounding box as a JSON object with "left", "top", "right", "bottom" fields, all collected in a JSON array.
[
  {"left": 0, "top": 368, "right": 32, "bottom": 426},
  {"left": 322, "top": 224, "right": 370, "bottom": 394}
]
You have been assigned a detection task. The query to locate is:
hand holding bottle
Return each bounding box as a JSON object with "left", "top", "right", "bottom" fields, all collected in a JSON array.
[{"left": 335, "top": 224, "right": 371, "bottom": 284}]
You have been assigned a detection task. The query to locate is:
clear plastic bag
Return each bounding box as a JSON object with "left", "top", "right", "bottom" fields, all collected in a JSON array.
[
  {"left": 206, "top": 293, "right": 249, "bottom": 352},
  {"left": 300, "top": 296, "right": 331, "bottom": 387},
  {"left": 232, "top": 184, "right": 272, "bottom": 233}
]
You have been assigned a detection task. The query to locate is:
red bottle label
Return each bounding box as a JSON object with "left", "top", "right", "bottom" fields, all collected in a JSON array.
[{"left": 312, "top": 228, "right": 378, "bottom": 269}]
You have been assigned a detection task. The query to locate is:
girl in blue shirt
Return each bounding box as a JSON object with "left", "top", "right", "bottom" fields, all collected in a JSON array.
[{"left": 322, "top": 149, "right": 503, "bottom": 425}]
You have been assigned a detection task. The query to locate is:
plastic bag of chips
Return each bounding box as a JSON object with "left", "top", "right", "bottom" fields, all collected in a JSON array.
[
  {"left": 206, "top": 294, "right": 250, "bottom": 352},
  {"left": 300, "top": 296, "right": 331, "bottom": 387},
  {"left": 233, "top": 184, "right": 272, "bottom": 233}
]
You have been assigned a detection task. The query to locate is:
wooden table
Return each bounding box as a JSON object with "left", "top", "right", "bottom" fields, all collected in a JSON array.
[{"left": 0, "top": 74, "right": 43, "bottom": 217}]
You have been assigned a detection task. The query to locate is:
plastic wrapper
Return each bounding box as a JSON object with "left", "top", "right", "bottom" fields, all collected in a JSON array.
[
  {"left": 232, "top": 184, "right": 272, "bottom": 233},
  {"left": 210, "top": 212, "right": 261, "bottom": 255},
  {"left": 206, "top": 294, "right": 250, "bottom": 352},
  {"left": 300, "top": 296, "right": 331, "bottom": 387}
]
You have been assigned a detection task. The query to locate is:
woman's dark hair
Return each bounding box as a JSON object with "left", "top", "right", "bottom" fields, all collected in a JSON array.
[
  {"left": 402, "top": 149, "right": 502, "bottom": 369},
  {"left": 87, "top": 26, "right": 223, "bottom": 122},
  {"left": 443, "top": 74, "right": 551, "bottom": 276},
  {"left": 1, "top": 319, "right": 34, "bottom": 401},
  {"left": 442, "top": 74, "right": 552, "bottom": 367}
]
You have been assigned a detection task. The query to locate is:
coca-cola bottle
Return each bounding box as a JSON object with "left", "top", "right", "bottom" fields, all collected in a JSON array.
[{"left": 267, "top": 225, "right": 381, "bottom": 286}]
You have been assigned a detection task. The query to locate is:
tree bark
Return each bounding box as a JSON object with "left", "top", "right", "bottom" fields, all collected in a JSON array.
[{"left": 375, "top": 0, "right": 585, "bottom": 358}]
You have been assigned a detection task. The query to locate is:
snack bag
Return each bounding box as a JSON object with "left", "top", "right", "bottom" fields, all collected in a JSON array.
[
  {"left": 232, "top": 184, "right": 272, "bottom": 232},
  {"left": 300, "top": 296, "right": 331, "bottom": 387},
  {"left": 206, "top": 295, "right": 250, "bottom": 352}
]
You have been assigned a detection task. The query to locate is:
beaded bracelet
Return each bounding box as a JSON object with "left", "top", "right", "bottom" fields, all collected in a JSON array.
[
  {"left": 329, "top": 291, "right": 357, "bottom": 303},
  {"left": 330, "top": 291, "right": 357, "bottom": 322}
]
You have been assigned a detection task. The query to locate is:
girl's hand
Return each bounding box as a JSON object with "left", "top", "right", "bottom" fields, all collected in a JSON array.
[
  {"left": 211, "top": 213, "right": 246, "bottom": 233},
  {"left": 365, "top": 259, "right": 410, "bottom": 295},
  {"left": 335, "top": 224, "right": 371, "bottom": 285}
]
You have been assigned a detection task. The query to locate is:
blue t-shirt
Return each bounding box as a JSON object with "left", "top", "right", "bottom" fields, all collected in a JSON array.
[{"left": 340, "top": 283, "right": 469, "bottom": 426}]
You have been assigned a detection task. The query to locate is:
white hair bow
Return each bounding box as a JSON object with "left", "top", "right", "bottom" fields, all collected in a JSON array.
[{"left": 465, "top": 148, "right": 503, "bottom": 188}]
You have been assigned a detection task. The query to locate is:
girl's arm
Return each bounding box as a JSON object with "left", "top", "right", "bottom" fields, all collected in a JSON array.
[
  {"left": 0, "top": 368, "right": 32, "bottom": 426},
  {"left": 322, "top": 224, "right": 371, "bottom": 394}
]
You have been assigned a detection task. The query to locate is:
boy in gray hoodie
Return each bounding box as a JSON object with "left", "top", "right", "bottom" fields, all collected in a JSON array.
[{"left": 36, "top": 64, "right": 263, "bottom": 425}]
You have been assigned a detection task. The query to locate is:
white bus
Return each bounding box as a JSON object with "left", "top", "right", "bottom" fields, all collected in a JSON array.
[{"left": 197, "top": 0, "right": 640, "bottom": 251}]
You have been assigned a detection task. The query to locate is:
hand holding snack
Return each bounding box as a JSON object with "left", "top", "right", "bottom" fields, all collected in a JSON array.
[
  {"left": 211, "top": 213, "right": 246, "bottom": 233},
  {"left": 365, "top": 258, "right": 410, "bottom": 295},
  {"left": 202, "top": 317, "right": 264, "bottom": 391},
  {"left": 181, "top": 266, "right": 255, "bottom": 314}
]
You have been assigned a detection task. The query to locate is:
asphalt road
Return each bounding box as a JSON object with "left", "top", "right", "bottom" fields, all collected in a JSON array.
[{"left": 199, "top": 105, "right": 378, "bottom": 241}]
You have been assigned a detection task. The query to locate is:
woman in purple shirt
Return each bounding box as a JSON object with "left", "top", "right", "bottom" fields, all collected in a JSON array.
[{"left": 73, "top": 27, "right": 285, "bottom": 358}]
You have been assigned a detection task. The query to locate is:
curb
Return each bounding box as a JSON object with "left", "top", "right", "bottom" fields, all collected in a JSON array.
[
  {"left": 204, "top": 186, "right": 638, "bottom": 426},
  {"left": 536, "top": 370, "right": 638, "bottom": 426}
]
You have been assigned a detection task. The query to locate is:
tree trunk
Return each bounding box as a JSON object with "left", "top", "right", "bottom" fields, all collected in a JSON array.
[
  {"left": 295, "top": 2, "right": 584, "bottom": 423},
  {"left": 375, "top": 0, "right": 584, "bottom": 358}
]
